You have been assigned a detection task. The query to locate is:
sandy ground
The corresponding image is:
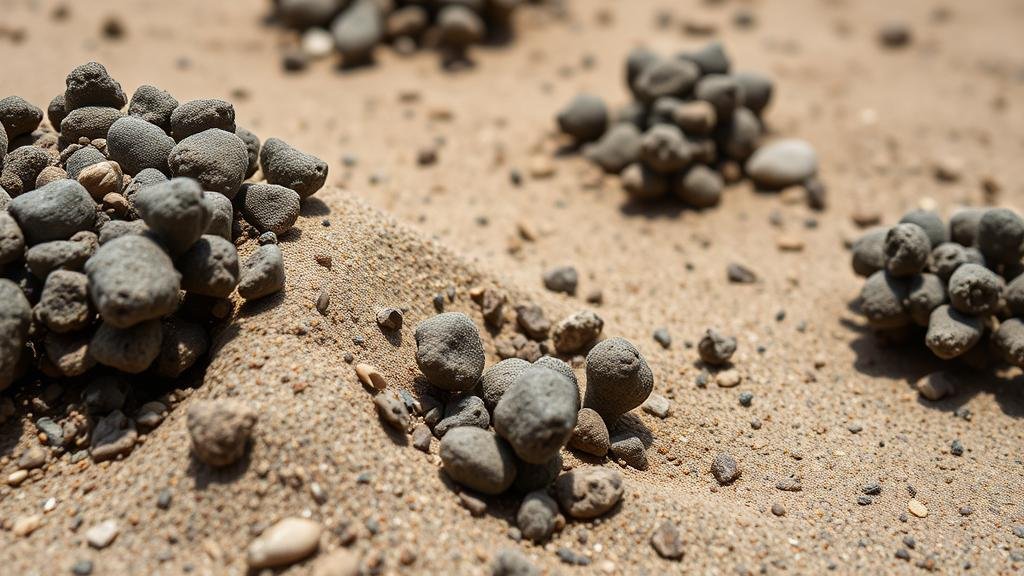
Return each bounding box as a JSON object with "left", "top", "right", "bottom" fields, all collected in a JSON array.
[{"left": 1, "top": 0, "right": 1024, "bottom": 574}]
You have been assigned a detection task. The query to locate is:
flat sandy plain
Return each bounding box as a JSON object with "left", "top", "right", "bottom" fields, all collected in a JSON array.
[{"left": 1, "top": 0, "right": 1023, "bottom": 574}]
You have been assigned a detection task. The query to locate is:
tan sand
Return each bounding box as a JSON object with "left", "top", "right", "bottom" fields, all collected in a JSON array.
[{"left": 1, "top": 0, "right": 1023, "bottom": 574}]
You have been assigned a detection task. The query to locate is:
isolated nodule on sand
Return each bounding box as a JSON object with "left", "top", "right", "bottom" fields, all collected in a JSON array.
[{"left": 1, "top": 1, "right": 1024, "bottom": 575}]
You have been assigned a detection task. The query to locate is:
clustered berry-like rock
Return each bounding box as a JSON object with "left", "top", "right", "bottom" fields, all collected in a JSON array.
[
  {"left": 556, "top": 42, "right": 824, "bottom": 210},
  {"left": 0, "top": 62, "right": 327, "bottom": 460},
  {"left": 852, "top": 207, "right": 1024, "bottom": 367},
  {"left": 378, "top": 308, "right": 656, "bottom": 542},
  {"left": 271, "top": 0, "right": 542, "bottom": 70}
]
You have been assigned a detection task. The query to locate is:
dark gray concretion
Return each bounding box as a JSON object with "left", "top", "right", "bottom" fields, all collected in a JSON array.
[
  {"left": 720, "top": 107, "right": 761, "bottom": 161},
  {"left": 90, "top": 319, "right": 163, "bottom": 373},
  {"left": 128, "top": 85, "right": 178, "bottom": 132},
  {"left": 534, "top": 355, "right": 578, "bottom": 388},
  {"left": 434, "top": 394, "right": 489, "bottom": 437},
  {"left": 672, "top": 100, "right": 716, "bottom": 136},
  {"left": 0, "top": 212, "right": 25, "bottom": 265},
  {"left": 0, "top": 145, "right": 51, "bottom": 195},
  {"left": 583, "top": 337, "right": 654, "bottom": 423},
  {"left": 930, "top": 242, "right": 977, "bottom": 282},
  {"left": 900, "top": 209, "right": 947, "bottom": 249},
  {"left": 676, "top": 164, "right": 723, "bottom": 208},
  {"left": 947, "top": 263, "right": 1003, "bottom": 315},
  {"left": 859, "top": 271, "right": 910, "bottom": 329},
  {"left": 977, "top": 208, "right": 1024, "bottom": 266},
  {"left": 65, "top": 146, "right": 107, "bottom": 179},
  {"left": 60, "top": 106, "right": 124, "bottom": 142},
  {"left": 169, "top": 99, "right": 236, "bottom": 141},
  {"left": 1005, "top": 273, "right": 1024, "bottom": 316},
  {"left": 34, "top": 270, "right": 91, "bottom": 333},
  {"left": 733, "top": 71, "right": 773, "bottom": 116},
  {"left": 516, "top": 490, "right": 558, "bottom": 543},
  {"left": 852, "top": 228, "right": 888, "bottom": 277},
  {"left": 168, "top": 129, "right": 249, "bottom": 199},
  {"left": 639, "top": 124, "right": 691, "bottom": 174},
  {"left": 949, "top": 208, "right": 985, "bottom": 247},
  {"left": 64, "top": 62, "right": 127, "bottom": 111},
  {"left": 25, "top": 238, "right": 93, "bottom": 278},
  {"left": 106, "top": 116, "right": 174, "bottom": 175},
  {"left": 436, "top": 5, "right": 484, "bottom": 49},
  {"left": 925, "top": 304, "right": 983, "bottom": 359},
  {"left": 237, "top": 183, "right": 301, "bottom": 235},
  {"left": 906, "top": 273, "right": 947, "bottom": 326},
  {"left": 568, "top": 407, "right": 609, "bottom": 456},
  {"left": 237, "top": 244, "right": 285, "bottom": 300},
  {"left": 694, "top": 74, "right": 742, "bottom": 118},
  {"left": 8, "top": 179, "right": 96, "bottom": 245},
  {"left": 0, "top": 119, "right": 6, "bottom": 157},
  {"left": 993, "top": 318, "right": 1024, "bottom": 368},
  {"left": 479, "top": 357, "right": 531, "bottom": 410},
  {"left": 633, "top": 58, "right": 701, "bottom": 104},
  {"left": 583, "top": 123, "right": 641, "bottom": 174},
  {"left": 609, "top": 434, "right": 648, "bottom": 470},
  {"left": 621, "top": 163, "right": 668, "bottom": 200},
  {"left": 0, "top": 95, "right": 44, "bottom": 139},
  {"left": 98, "top": 218, "right": 148, "bottom": 245},
  {"left": 135, "top": 177, "right": 212, "bottom": 255},
  {"left": 202, "top": 191, "right": 233, "bottom": 241},
  {"left": 277, "top": 0, "right": 340, "bottom": 27},
  {"left": 678, "top": 41, "right": 731, "bottom": 75},
  {"left": 698, "top": 328, "right": 736, "bottom": 365},
  {"left": 414, "top": 312, "right": 485, "bottom": 391},
  {"left": 235, "top": 126, "right": 261, "bottom": 178},
  {"left": 625, "top": 48, "right": 660, "bottom": 99},
  {"left": 884, "top": 223, "right": 931, "bottom": 277},
  {"left": 47, "top": 94, "right": 67, "bottom": 133},
  {"left": 155, "top": 319, "right": 209, "bottom": 378},
  {"left": 259, "top": 138, "right": 328, "bottom": 199},
  {"left": 331, "top": 0, "right": 383, "bottom": 63},
  {"left": 0, "top": 279, "right": 32, "bottom": 389},
  {"left": 554, "top": 467, "right": 624, "bottom": 520},
  {"left": 648, "top": 96, "right": 684, "bottom": 126},
  {"left": 557, "top": 94, "right": 608, "bottom": 143},
  {"left": 511, "top": 454, "right": 561, "bottom": 494},
  {"left": 494, "top": 366, "right": 578, "bottom": 463},
  {"left": 85, "top": 234, "right": 180, "bottom": 328},
  {"left": 439, "top": 426, "right": 517, "bottom": 495},
  {"left": 542, "top": 265, "right": 577, "bottom": 295},
  {"left": 178, "top": 235, "right": 239, "bottom": 298}
]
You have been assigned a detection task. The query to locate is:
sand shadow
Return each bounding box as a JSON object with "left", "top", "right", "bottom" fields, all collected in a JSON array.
[
  {"left": 188, "top": 444, "right": 252, "bottom": 490},
  {"left": 608, "top": 412, "right": 654, "bottom": 448},
  {"left": 301, "top": 197, "right": 331, "bottom": 218},
  {"left": 618, "top": 197, "right": 688, "bottom": 220}
]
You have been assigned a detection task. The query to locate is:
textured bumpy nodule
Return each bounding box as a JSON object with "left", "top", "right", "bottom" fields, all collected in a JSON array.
[
  {"left": 583, "top": 337, "right": 654, "bottom": 423},
  {"left": 8, "top": 180, "right": 96, "bottom": 245},
  {"left": 237, "top": 183, "right": 301, "bottom": 235},
  {"left": 414, "top": 312, "right": 485, "bottom": 392},
  {"left": 493, "top": 366, "right": 578, "bottom": 464},
  {"left": 259, "top": 138, "right": 328, "bottom": 199},
  {"left": 439, "top": 426, "right": 518, "bottom": 495},
  {"left": 168, "top": 129, "right": 249, "bottom": 199},
  {"left": 85, "top": 234, "right": 181, "bottom": 329},
  {"left": 106, "top": 116, "right": 175, "bottom": 175},
  {"left": 135, "top": 177, "right": 212, "bottom": 256}
]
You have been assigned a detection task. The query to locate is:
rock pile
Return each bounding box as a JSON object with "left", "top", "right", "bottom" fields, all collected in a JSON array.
[
  {"left": 270, "top": 0, "right": 543, "bottom": 69},
  {"left": 853, "top": 207, "right": 1024, "bottom": 376},
  {"left": 556, "top": 42, "right": 823, "bottom": 210},
  {"left": 0, "top": 62, "right": 327, "bottom": 462}
]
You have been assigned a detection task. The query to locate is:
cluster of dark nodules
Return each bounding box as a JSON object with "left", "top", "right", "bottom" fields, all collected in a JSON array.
[
  {"left": 271, "top": 0, "right": 542, "bottom": 70},
  {"left": 400, "top": 311, "right": 654, "bottom": 544},
  {"left": 853, "top": 207, "right": 1024, "bottom": 367},
  {"left": 0, "top": 63, "right": 327, "bottom": 433},
  {"left": 556, "top": 42, "right": 823, "bottom": 210}
]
